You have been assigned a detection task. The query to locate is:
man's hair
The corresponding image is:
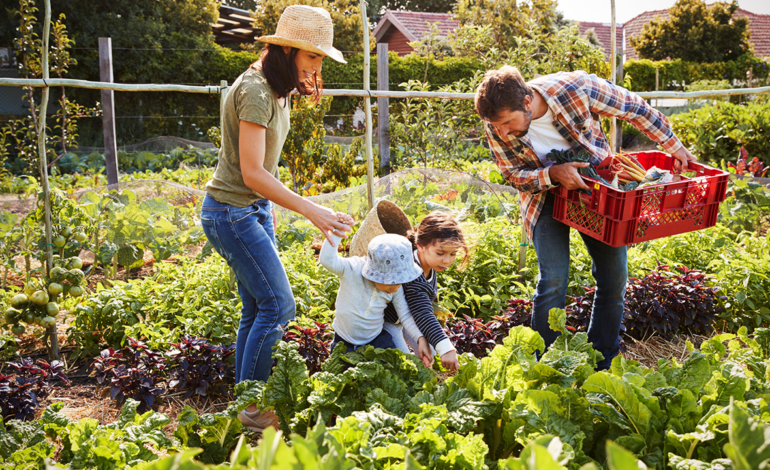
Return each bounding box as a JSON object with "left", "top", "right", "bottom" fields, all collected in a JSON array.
[{"left": 474, "top": 65, "right": 533, "bottom": 120}]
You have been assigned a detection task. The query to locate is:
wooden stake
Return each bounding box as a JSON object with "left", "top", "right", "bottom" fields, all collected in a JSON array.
[
  {"left": 360, "top": 0, "right": 375, "bottom": 210},
  {"left": 99, "top": 38, "right": 119, "bottom": 188},
  {"left": 609, "top": 0, "right": 617, "bottom": 153},
  {"left": 377, "top": 43, "right": 390, "bottom": 174},
  {"left": 39, "top": 0, "right": 59, "bottom": 361}
]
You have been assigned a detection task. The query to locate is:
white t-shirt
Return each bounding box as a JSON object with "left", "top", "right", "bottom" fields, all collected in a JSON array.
[{"left": 527, "top": 106, "right": 572, "bottom": 167}]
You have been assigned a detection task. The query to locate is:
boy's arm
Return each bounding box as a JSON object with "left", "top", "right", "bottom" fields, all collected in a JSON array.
[
  {"left": 318, "top": 232, "right": 349, "bottom": 276},
  {"left": 401, "top": 282, "right": 455, "bottom": 356}
]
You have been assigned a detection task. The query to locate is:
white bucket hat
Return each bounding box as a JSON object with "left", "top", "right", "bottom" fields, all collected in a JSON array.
[
  {"left": 362, "top": 234, "right": 422, "bottom": 285},
  {"left": 257, "top": 5, "right": 347, "bottom": 64}
]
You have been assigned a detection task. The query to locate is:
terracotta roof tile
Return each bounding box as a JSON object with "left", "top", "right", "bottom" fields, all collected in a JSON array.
[
  {"left": 577, "top": 22, "right": 624, "bottom": 59},
  {"left": 387, "top": 11, "right": 459, "bottom": 41}
]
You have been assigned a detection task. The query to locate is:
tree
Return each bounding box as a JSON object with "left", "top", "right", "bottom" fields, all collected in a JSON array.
[
  {"left": 250, "top": 0, "right": 369, "bottom": 55},
  {"left": 367, "top": 0, "right": 456, "bottom": 15},
  {"left": 630, "top": 0, "right": 751, "bottom": 63},
  {"left": 453, "top": 0, "right": 565, "bottom": 50}
]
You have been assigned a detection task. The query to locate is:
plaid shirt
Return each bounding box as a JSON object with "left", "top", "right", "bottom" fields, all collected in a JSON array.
[{"left": 483, "top": 71, "right": 684, "bottom": 241}]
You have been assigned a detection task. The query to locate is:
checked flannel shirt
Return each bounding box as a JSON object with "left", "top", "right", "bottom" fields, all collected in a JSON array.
[{"left": 483, "top": 71, "right": 684, "bottom": 241}]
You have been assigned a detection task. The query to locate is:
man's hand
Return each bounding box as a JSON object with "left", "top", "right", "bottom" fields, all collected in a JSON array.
[
  {"left": 417, "top": 337, "right": 434, "bottom": 368},
  {"left": 671, "top": 147, "right": 697, "bottom": 172},
  {"left": 549, "top": 162, "right": 591, "bottom": 190},
  {"left": 440, "top": 350, "right": 459, "bottom": 373}
]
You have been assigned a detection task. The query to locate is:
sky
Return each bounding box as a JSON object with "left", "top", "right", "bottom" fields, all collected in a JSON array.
[{"left": 556, "top": 0, "right": 770, "bottom": 24}]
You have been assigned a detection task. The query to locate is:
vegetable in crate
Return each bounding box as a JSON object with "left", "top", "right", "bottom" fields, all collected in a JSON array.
[{"left": 546, "top": 148, "right": 612, "bottom": 187}]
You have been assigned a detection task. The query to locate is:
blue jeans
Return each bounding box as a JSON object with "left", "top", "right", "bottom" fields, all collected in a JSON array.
[
  {"left": 201, "top": 194, "right": 296, "bottom": 383},
  {"left": 531, "top": 192, "right": 627, "bottom": 370},
  {"left": 330, "top": 329, "right": 397, "bottom": 353}
]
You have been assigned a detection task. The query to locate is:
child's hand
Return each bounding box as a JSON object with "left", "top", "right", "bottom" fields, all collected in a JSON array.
[
  {"left": 440, "top": 350, "right": 459, "bottom": 373},
  {"left": 417, "top": 337, "right": 434, "bottom": 368},
  {"left": 335, "top": 212, "right": 355, "bottom": 226}
]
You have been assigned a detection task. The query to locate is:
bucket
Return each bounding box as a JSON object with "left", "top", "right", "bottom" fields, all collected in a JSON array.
[{"left": 349, "top": 200, "right": 413, "bottom": 257}]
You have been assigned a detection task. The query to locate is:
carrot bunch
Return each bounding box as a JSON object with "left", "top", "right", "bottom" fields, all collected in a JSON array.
[{"left": 610, "top": 154, "right": 647, "bottom": 183}]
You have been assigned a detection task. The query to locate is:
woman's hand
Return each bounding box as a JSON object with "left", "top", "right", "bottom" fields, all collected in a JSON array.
[
  {"left": 440, "top": 350, "right": 459, "bottom": 373},
  {"left": 306, "top": 203, "right": 353, "bottom": 243}
]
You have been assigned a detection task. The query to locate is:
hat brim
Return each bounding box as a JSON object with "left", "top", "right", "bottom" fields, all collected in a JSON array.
[
  {"left": 257, "top": 35, "right": 347, "bottom": 64},
  {"left": 361, "top": 261, "right": 423, "bottom": 286}
]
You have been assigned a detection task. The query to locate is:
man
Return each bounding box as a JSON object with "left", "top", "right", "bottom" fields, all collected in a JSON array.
[{"left": 474, "top": 66, "right": 696, "bottom": 369}]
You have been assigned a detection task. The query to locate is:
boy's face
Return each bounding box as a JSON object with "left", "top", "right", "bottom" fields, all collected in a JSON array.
[{"left": 373, "top": 282, "right": 400, "bottom": 294}]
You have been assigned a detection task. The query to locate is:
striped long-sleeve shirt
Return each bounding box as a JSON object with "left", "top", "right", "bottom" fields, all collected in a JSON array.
[
  {"left": 484, "top": 71, "right": 684, "bottom": 241},
  {"left": 383, "top": 251, "right": 454, "bottom": 356}
]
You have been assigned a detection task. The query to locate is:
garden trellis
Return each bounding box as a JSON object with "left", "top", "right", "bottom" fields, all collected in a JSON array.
[{"left": 2, "top": 0, "right": 770, "bottom": 362}]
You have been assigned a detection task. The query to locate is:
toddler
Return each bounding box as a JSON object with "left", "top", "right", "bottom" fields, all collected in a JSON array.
[{"left": 319, "top": 230, "right": 433, "bottom": 366}]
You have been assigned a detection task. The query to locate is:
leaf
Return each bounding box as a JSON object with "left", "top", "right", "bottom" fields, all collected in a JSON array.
[
  {"left": 263, "top": 342, "right": 311, "bottom": 436},
  {"left": 723, "top": 400, "right": 770, "bottom": 470},
  {"left": 582, "top": 373, "right": 652, "bottom": 437},
  {"left": 605, "top": 441, "right": 648, "bottom": 470}
]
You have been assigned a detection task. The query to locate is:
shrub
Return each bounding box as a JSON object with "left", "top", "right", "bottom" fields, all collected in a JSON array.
[
  {"left": 0, "top": 358, "right": 68, "bottom": 421},
  {"left": 445, "top": 315, "right": 499, "bottom": 358},
  {"left": 669, "top": 101, "right": 770, "bottom": 166}
]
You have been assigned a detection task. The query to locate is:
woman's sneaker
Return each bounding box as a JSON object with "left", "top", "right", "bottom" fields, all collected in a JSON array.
[{"left": 237, "top": 409, "right": 279, "bottom": 433}]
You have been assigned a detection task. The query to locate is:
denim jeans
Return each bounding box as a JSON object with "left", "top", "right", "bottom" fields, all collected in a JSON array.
[
  {"left": 201, "top": 194, "right": 296, "bottom": 383},
  {"left": 330, "top": 329, "right": 397, "bottom": 353},
  {"left": 531, "top": 192, "right": 627, "bottom": 370}
]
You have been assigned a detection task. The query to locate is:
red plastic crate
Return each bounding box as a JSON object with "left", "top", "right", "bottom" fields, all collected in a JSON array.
[{"left": 551, "top": 151, "right": 729, "bottom": 247}]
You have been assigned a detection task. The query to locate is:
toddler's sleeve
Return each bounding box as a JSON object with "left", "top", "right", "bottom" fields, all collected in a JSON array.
[{"left": 318, "top": 233, "right": 347, "bottom": 276}]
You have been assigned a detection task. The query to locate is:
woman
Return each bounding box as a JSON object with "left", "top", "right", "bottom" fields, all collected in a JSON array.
[
  {"left": 382, "top": 211, "right": 469, "bottom": 372},
  {"left": 200, "top": 5, "right": 351, "bottom": 431}
]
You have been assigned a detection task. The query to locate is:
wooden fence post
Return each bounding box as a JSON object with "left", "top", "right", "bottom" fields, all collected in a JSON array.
[
  {"left": 377, "top": 43, "right": 390, "bottom": 174},
  {"left": 99, "top": 37, "right": 119, "bottom": 188},
  {"left": 40, "top": 0, "right": 59, "bottom": 361}
]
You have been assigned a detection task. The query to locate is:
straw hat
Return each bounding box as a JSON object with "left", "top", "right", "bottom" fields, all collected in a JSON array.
[
  {"left": 349, "top": 200, "right": 413, "bottom": 257},
  {"left": 257, "top": 5, "right": 347, "bottom": 64}
]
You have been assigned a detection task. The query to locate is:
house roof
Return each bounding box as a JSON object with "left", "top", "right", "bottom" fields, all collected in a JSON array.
[
  {"left": 214, "top": 5, "right": 260, "bottom": 47},
  {"left": 373, "top": 11, "right": 459, "bottom": 43},
  {"left": 576, "top": 22, "right": 623, "bottom": 60},
  {"left": 623, "top": 7, "right": 770, "bottom": 60}
]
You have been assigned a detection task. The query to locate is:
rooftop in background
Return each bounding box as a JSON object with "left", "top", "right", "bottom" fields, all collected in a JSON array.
[
  {"left": 576, "top": 22, "right": 623, "bottom": 60},
  {"left": 621, "top": 7, "right": 770, "bottom": 60},
  {"left": 373, "top": 11, "right": 459, "bottom": 56},
  {"left": 213, "top": 4, "right": 259, "bottom": 48}
]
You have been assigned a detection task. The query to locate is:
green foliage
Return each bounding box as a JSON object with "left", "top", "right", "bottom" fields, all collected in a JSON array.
[
  {"left": 11, "top": 314, "right": 770, "bottom": 468},
  {"left": 67, "top": 256, "right": 239, "bottom": 358},
  {"left": 630, "top": 0, "right": 751, "bottom": 62},
  {"left": 440, "top": 218, "right": 534, "bottom": 320},
  {"left": 454, "top": 0, "right": 562, "bottom": 50},
  {"left": 669, "top": 101, "right": 770, "bottom": 166},
  {"left": 622, "top": 55, "right": 768, "bottom": 93}
]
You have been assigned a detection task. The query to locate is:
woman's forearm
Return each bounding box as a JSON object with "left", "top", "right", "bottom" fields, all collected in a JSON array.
[{"left": 243, "top": 167, "right": 314, "bottom": 218}]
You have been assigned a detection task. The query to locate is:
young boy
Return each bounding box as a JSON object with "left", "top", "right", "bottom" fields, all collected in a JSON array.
[{"left": 319, "top": 231, "right": 433, "bottom": 367}]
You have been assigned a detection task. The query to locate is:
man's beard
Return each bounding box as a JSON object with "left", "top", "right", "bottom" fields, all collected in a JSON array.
[{"left": 510, "top": 109, "right": 532, "bottom": 138}]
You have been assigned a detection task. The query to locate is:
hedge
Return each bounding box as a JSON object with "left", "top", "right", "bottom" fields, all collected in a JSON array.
[
  {"left": 623, "top": 54, "right": 769, "bottom": 92},
  {"left": 670, "top": 101, "right": 770, "bottom": 165}
]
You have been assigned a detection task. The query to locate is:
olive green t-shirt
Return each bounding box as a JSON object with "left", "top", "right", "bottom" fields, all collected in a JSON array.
[{"left": 206, "top": 66, "right": 290, "bottom": 207}]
